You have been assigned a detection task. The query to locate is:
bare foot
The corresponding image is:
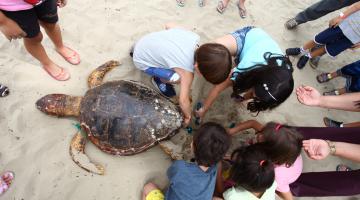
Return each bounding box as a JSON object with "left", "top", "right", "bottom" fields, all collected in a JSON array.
[{"left": 56, "top": 46, "right": 81, "bottom": 65}]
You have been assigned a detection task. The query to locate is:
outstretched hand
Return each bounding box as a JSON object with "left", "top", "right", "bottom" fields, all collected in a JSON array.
[
  {"left": 57, "top": 0, "right": 67, "bottom": 7},
  {"left": 0, "top": 18, "right": 26, "bottom": 41},
  {"left": 296, "top": 85, "right": 322, "bottom": 107},
  {"left": 329, "top": 16, "right": 343, "bottom": 28},
  {"left": 303, "top": 139, "right": 330, "bottom": 160}
]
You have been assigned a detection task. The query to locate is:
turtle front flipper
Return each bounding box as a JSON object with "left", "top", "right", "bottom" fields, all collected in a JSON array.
[
  {"left": 159, "top": 141, "right": 184, "bottom": 160},
  {"left": 36, "top": 94, "right": 83, "bottom": 117},
  {"left": 70, "top": 131, "right": 105, "bottom": 175},
  {"left": 88, "top": 60, "right": 121, "bottom": 89}
]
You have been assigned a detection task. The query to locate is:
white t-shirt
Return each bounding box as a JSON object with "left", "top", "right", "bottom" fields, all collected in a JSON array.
[
  {"left": 133, "top": 28, "right": 200, "bottom": 73},
  {"left": 223, "top": 181, "right": 277, "bottom": 200}
]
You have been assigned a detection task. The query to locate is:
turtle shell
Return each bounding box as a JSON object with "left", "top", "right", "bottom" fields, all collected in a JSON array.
[{"left": 79, "top": 80, "right": 183, "bottom": 155}]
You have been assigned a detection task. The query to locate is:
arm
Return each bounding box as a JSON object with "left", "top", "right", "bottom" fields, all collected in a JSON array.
[
  {"left": 57, "top": 0, "right": 67, "bottom": 7},
  {"left": 214, "top": 162, "right": 225, "bottom": 197},
  {"left": 296, "top": 86, "right": 360, "bottom": 112},
  {"left": 174, "top": 68, "right": 193, "bottom": 126},
  {"left": 303, "top": 139, "right": 360, "bottom": 163},
  {"left": 0, "top": 11, "right": 26, "bottom": 41},
  {"left": 329, "top": 1, "right": 360, "bottom": 27},
  {"left": 228, "top": 120, "right": 264, "bottom": 135},
  {"left": 276, "top": 191, "right": 294, "bottom": 200},
  {"left": 195, "top": 77, "right": 233, "bottom": 119}
]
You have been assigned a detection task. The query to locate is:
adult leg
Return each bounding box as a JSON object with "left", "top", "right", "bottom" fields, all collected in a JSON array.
[
  {"left": 237, "top": 0, "right": 246, "bottom": 18},
  {"left": 295, "top": 0, "right": 355, "bottom": 24},
  {"left": 23, "top": 33, "right": 69, "bottom": 80},
  {"left": 341, "top": 60, "right": 360, "bottom": 77},
  {"left": 290, "top": 169, "right": 360, "bottom": 196}
]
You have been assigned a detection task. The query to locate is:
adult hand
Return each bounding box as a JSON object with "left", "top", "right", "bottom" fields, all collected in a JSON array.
[
  {"left": 0, "top": 18, "right": 26, "bottom": 41},
  {"left": 329, "top": 16, "right": 343, "bottom": 28},
  {"left": 296, "top": 85, "right": 322, "bottom": 107},
  {"left": 57, "top": 0, "right": 67, "bottom": 8},
  {"left": 303, "top": 139, "right": 330, "bottom": 160}
]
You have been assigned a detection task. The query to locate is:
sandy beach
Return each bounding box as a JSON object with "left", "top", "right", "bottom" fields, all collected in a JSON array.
[{"left": 1, "top": 0, "right": 360, "bottom": 199}]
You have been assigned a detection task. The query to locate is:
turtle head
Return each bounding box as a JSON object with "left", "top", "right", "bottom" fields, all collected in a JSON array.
[{"left": 36, "top": 94, "right": 82, "bottom": 117}]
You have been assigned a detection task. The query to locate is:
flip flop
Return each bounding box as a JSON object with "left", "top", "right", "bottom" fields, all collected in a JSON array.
[
  {"left": 0, "top": 84, "right": 9, "bottom": 97},
  {"left": 56, "top": 47, "right": 81, "bottom": 65},
  {"left": 44, "top": 67, "right": 71, "bottom": 81},
  {"left": 336, "top": 164, "right": 352, "bottom": 171},
  {"left": 176, "top": 0, "right": 185, "bottom": 7},
  {"left": 316, "top": 73, "right": 332, "bottom": 83},
  {"left": 237, "top": 3, "right": 247, "bottom": 18},
  {"left": 217, "top": 0, "right": 227, "bottom": 14},
  {"left": 0, "top": 171, "right": 14, "bottom": 196},
  {"left": 198, "top": 0, "right": 205, "bottom": 7}
]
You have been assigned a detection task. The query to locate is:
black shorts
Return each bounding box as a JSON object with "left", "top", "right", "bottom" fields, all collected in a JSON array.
[{"left": 1, "top": 0, "right": 58, "bottom": 38}]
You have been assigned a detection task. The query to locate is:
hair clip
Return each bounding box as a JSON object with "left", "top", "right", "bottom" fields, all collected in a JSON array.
[
  {"left": 263, "top": 84, "right": 277, "bottom": 101},
  {"left": 259, "top": 160, "right": 266, "bottom": 166},
  {"left": 275, "top": 124, "right": 282, "bottom": 131}
]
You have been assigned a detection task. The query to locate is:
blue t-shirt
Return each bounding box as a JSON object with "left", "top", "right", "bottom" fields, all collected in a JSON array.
[
  {"left": 234, "top": 28, "right": 283, "bottom": 75},
  {"left": 165, "top": 160, "right": 218, "bottom": 200}
]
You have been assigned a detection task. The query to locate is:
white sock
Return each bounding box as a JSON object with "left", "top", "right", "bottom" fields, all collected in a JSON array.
[
  {"left": 306, "top": 52, "right": 312, "bottom": 58},
  {"left": 300, "top": 46, "right": 307, "bottom": 53}
]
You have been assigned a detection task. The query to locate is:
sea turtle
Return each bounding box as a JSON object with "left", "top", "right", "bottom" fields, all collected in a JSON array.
[{"left": 36, "top": 61, "right": 183, "bottom": 175}]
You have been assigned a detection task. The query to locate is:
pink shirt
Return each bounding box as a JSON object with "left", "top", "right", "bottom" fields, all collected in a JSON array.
[
  {"left": 0, "top": 0, "right": 33, "bottom": 11},
  {"left": 274, "top": 155, "right": 303, "bottom": 193}
]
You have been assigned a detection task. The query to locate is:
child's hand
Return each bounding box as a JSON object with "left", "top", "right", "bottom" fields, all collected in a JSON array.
[
  {"left": 0, "top": 18, "right": 26, "bottom": 41},
  {"left": 329, "top": 16, "right": 343, "bottom": 28},
  {"left": 57, "top": 0, "right": 67, "bottom": 7}
]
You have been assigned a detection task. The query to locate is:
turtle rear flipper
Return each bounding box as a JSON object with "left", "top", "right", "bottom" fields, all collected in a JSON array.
[
  {"left": 88, "top": 61, "right": 121, "bottom": 89},
  {"left": 159, "top": 140, "right": 184, "bottom": 160},
  {"left": 70, "top": 132, "right": 105, "bottom": 175}
]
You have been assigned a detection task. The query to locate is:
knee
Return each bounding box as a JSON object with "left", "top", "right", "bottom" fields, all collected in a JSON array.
[
  {"left": 24, "top": 32, "right": 43, "bottom": 44},
  {"left": 40, "top": 22, "right": 57, "bottom": 31},
  {"left": 143, "top": 182, "right": 158, "bottom": 197}
]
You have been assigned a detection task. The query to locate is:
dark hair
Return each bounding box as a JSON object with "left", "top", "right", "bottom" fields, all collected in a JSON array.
[
  {"left": 260, "top": 122, "right": 303, "bottom": 166},
  {"left": 193, "top": 122, "right": 231, "bottom": 167},
  {"left": 195, "top": 43, "right": 232, "bottom": 84},
  {"left": 232, "top": 53, "right": 294, "bottom": 113},
  {"left": 230, "top": 143, "right": 275, "bottom": 193}
]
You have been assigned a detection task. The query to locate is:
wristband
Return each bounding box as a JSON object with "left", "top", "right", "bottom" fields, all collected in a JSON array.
[
  {"left": 326, "top": 140, "right": 336, "bottom": 155},
  {"left": 339, "top": 12, "right": 346, "bottom": 19}
]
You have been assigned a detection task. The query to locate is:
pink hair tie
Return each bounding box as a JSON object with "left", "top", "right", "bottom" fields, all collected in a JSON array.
[
  {"left": 275, "top": 124, "right": 282, "bottom": 131},
  {"left": 259, "top": 160, "right": 266, "bottom": 166}
]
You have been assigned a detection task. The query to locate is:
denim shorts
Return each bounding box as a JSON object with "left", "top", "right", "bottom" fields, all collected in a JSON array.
[
  {"left": 230, "top": 26, "right": 255, "bottom": 65},
  {"left": 338, "top": 60, "right": 360, "bottom": 92},
  {"left": 314, "top": 26, "right": 354, "bottom": 57}
]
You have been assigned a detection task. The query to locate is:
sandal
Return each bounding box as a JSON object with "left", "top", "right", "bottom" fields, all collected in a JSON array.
[
  {"left": 336, "top": 164, "right": 352, "bottom": 171},
  {"left": 44, "top": 67, "right": 71, "bottom": 81},
  {"left": 237, "top": 3, "right": 247, "bottom": 18},
  {"left": 176, "top": 0, "right": 185, "bottom": 7},
  {"left": 217, "top": 0, "right": 228, "bottom": 14},
  {"left": 0, "top": 84, "right": 10, "bottom": 97},
  {"left": 56, "top": 47, "right": 81, "bottom": 65},
  {"left": 323, "top": 89, "right": 340, "bottom": 96},
  {"left": 198, "top": 0, "right": 205, "bottom": 7},
  {"left": 323, "top": 117, "right": 343, "bottom": 128},
  {"left": 0, "top": 171, "right": 14, "bottom": 196},
  {"left": 316, "top": 73, "right": 332, "bottom": 83}
]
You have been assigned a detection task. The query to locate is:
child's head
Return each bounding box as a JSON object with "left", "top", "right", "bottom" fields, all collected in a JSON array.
[
  {"left": 230, "top": 143, "right": 275, "bottom": 193},
  {"left": 232, "top": 53, "right": 294, "bottom": 113},
  {"left": 193, "top": 122, "right": 231, "bottom": 167},
  {"left": 195, "top": 43, "right": 232, "bottom": 84},
  {"left": 258, "top": 122, "right": 303, "bottom": 166}
]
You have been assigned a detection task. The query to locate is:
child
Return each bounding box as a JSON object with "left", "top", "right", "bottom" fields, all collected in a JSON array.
[
  {"left": 0, "top": 84, "right": 9, "bottom": 97},
  {"left": 132, "top": 23, "right": 232, "bottom": 126},
  {"left": 195, "top": 26, "right": 294, "bottom": 120},
  {"left": 228, "top": 121, "right": 304, "bottom": 200},
  {"left": 316, "top": 59, "right": 360, "bottom": 96},
  {"left": 0, "top": 0, "right": 80, "bottom": 81},
  {"left": 216, "top": 0, "right": 247, "bottom": 18},
  {"left": 218, "top": 144, "right": 276, "bottom": 200},
  {"left": 286, "top": 1, "right": 360, "bottom": 69},
  {"left": 142, "top": 122, "right": 231, "bottom": 200}
]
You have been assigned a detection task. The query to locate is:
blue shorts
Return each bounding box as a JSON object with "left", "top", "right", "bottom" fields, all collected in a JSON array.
[
  {"left": 314, "top": 26, "right": 354, "bottom": 57},
  {"left": 144, "top": 67, "right": 178, "bottom": 81},
  {"left": 338, "top": 60, "right": 360, "bottom": 92},
  {"left": 230, "top": 26, "right": 255, "bottom": 65}
]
